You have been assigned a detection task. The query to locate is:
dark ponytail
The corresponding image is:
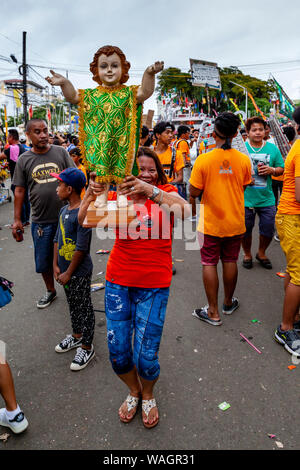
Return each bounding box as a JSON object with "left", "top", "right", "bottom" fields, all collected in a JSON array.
[
  {"left": 214, "top": 112, "right": 241, "bottom": 150},
  {"left": 222, "top": 137, "right": 232, "bottom": 150}
]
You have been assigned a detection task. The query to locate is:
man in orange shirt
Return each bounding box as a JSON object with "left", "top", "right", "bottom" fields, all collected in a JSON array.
[
  {"left": 175, "top": 125, "right": 191, "bottom": 199},
  {"left": 174, "top": 125, "right": 190, "bottom": 164},
  {"left": 189, "top": 112, "right": 252, "bottom": 326},
  {"left": 153, "top": 121, "right": 185, "bottom": 196},
  {"left": 274, "top": 107, "right": 300, "bottom": 357}
]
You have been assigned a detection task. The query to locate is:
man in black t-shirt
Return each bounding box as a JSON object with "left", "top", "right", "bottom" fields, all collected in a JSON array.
[{"left": 12, "top": 119, "right": 75, "bottom": 309}]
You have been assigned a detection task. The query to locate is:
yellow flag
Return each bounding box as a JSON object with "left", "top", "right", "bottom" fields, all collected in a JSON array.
[{"left": 13, "top": 89, "right": 22, "bottom": 109}]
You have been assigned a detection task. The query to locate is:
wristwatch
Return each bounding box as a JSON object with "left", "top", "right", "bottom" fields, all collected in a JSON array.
[{"left": 149, "top": 186, "right": 160, "bottom": 201}]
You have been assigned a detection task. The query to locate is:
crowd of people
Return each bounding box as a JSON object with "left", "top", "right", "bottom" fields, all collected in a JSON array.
[{"left": 0, "top": 106, "right": 299, "bottom": 435}]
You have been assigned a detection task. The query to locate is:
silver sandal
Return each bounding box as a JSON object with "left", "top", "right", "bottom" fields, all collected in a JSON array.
[
  {"left": 119, "top": 394, "right": 139, "bottom": 423},
  {"left": 142, "top": 398, "right": 159, "bottom": 428}
]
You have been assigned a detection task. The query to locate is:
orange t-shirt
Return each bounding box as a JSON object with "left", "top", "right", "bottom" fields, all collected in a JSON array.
[
  {"left": 277, "top": 140, "right": 300, "bottom": 215},
  {"left": 175, "top": 139, "right": 190, "bottom": 162},
  {"left": 156, "top": 147, "right": 185, "bottom": 183},
  {"left": 198, "top": 141, "right": 205, "bottom": 155},
  {"left": 190, "top": 148, "right": 252, "bottom": 237},
  {"left": 105, "top": 184, "right": 178, "bottom": 288},
  {"left": 77, "top": 164, "right": 87, "bottom": 199}
]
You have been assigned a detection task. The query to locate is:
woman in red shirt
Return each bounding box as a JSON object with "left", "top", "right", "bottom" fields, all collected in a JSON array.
[{"left": 79, "top": 147, "right": 189, "bottom": 428}]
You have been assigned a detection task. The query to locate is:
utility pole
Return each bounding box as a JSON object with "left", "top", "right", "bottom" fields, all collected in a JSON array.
[{"left": 22, "top": 31, "right": 28, "bottom": 127}]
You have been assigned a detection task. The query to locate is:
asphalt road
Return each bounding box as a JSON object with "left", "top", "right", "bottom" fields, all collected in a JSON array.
[{"left": 0, "top": 195, "right": 297, "bottom": 451}]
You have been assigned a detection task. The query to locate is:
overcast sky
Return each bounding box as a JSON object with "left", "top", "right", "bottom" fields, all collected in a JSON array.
[{"left": 1, "top": 0, "right": 299, "bottom": 113}]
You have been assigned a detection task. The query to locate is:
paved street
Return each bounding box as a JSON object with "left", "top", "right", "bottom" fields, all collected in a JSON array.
[{"left": 0, "top": 195, "right": 297, "bottom": 451}]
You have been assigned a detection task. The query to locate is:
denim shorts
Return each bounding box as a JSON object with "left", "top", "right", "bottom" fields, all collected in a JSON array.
[
  {"left": 105, "top": 281, "right": 169, "bottom": 381},
  {"left": 245, "top": 206, "right": 276, "bottom": 238},
  {"left": 31, "top": 222, "right": 58, "bottom": 273}
]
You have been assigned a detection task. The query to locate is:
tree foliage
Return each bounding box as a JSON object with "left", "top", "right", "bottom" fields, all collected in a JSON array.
[{"left": 157, "top": 66, "right": 276, "bottom": 115}]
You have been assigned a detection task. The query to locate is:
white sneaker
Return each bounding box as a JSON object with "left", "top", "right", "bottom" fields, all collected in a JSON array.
[
  {"left": 70, "top": 346, "right": 95, "bottom": 371},
  {"left": 0, "top": 408, "right": 28, "bottom": 434},
  {"left": 55, "top": 334, "right": 82, "bottom": 353}
]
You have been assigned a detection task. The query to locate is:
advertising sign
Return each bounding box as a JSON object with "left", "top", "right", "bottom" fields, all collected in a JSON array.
[{"left": 190, "top": 59, "right": 221, "bottom": 90}]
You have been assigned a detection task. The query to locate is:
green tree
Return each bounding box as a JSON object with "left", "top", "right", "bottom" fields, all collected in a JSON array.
[{"left": 156, "top": 66, "right": 276, "bottom": 115}]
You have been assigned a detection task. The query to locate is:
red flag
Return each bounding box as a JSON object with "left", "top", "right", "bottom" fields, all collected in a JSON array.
[
  {"left": 28, "top": 105, "right": 33, "bottom": 119},
  {"left": 47, "top": 108, "right": 51, "bottom": 121}
]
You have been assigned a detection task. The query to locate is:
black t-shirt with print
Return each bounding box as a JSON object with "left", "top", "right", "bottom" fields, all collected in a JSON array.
[{"left": 12, "top": 145, "right": 76, "bottom": 223}]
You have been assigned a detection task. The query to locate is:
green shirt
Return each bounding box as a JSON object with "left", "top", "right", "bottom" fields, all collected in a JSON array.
[{"left": 244, "top": 141, "right": 284, "bottom": 207}]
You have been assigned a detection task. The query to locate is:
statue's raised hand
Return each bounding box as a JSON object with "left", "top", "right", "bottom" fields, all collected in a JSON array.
[
  {"left": 146, "top": 61, "right": 164, "bottom": 75},
  {"left": 45, "top": 70, "right": 67, "bottom": 86}
]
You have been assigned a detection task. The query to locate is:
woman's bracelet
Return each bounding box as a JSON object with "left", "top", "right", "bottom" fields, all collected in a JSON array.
[{"left": 158, "top": 190, "right": 164, "bottom": 205}]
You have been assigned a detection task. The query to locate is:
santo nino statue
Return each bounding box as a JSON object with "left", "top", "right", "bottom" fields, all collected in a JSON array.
[{"left": 45, "top": 45, "right": 164, "bottom": 209}]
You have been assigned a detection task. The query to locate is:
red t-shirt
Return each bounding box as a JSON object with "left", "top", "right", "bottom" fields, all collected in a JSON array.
[{"left": 106, "top": 184, "right": 177, "bottom": 288}]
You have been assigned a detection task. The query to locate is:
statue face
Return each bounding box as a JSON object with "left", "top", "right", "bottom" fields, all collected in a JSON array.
[{"left": 97, "top": 53, "right": 122, "bottom": 87}]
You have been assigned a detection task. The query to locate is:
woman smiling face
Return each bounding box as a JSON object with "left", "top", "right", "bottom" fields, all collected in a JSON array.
[{"left": 138, "top": 155, "right": 159, "bottom": 186}]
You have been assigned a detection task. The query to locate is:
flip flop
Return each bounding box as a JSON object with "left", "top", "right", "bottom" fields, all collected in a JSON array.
[
  {"left": 119, "top": 394, "right": 140, "bottom": 423},
  {"left": 142, "top": 398, "right": 159, "bottom": 429},
  {"left": 256, "top": 254, "right": 272, "bottom": 269}
]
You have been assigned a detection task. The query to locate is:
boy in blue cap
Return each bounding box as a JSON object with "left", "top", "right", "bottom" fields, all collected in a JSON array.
[{"left": 51, "top": 168, "right": 95, "bottom": 371}]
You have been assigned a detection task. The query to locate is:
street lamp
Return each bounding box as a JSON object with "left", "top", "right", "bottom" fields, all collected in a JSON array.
[{"left": 230, "top": 81, "right": 248, "bottom": 119}]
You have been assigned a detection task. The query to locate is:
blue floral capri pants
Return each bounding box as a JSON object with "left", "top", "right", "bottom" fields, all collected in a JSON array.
[{"left": 105, "top": 281, "right": 169, "bottom": 381}]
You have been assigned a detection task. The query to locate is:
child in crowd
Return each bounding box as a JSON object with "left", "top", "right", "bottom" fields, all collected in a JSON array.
[
  {"left": 51, "top": 168, "right": 95, "bottom": 371},
  {"left": 69, "top": 147, "right": 88, "bottom": 199}
]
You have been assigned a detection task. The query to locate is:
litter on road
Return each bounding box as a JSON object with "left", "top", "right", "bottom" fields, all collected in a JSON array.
[
  {"left": 96, "top": 249, "right": 110, "bottom": 254},
  {"left": 218, "top": 402, "right": 231, "bottom": 411},
  {"left": 240, "top": 333, "right": 262, "bottom": 354},
  {"left": 276, "top": 272, "right": 286, "bottom": 278}
]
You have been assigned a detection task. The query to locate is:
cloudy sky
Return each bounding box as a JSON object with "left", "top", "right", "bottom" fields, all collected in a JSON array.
[{"left": 1, "top": 0, "right": 299, "bottom": 114}]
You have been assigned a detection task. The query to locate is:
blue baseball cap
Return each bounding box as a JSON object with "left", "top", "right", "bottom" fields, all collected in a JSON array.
[{"left": 51, "top": 167, "right": 86, "bottom": 192}]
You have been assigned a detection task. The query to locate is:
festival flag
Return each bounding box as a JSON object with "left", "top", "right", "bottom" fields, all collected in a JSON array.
[
  {"left": 229, "top": 98, "right": 245, "bottom": 126},
  {"left": 28, "top": 105, "right": 33, "bottom": 119},
  {"left": 247, "top": 92, "right": 266, "bottom": 120},
  {"left": 47, "top": 108, "right": 51, "bottom": 121},
  {"left": 13, "top": 89, "right": 21, "bottom": 109},
  {"left": 271, "top": 75, "right": 295, "bottom": 114}
]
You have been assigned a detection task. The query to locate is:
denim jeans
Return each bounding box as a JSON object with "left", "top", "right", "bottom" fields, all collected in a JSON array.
[
  {"left": 105, "top": 281, "right": 169, "bottom": 381},
  {"left": 31, "top": 222, "right": 58, "bottom": 273}
]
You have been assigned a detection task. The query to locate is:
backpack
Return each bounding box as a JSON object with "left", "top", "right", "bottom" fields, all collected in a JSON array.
[{"left": 0, "top": 276, "right": 14, "bottom": 308}]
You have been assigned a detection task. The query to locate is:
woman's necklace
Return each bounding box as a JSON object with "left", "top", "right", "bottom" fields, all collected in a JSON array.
[{"left": 248, "top": 140, "right": 266, "bottom": 153}]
